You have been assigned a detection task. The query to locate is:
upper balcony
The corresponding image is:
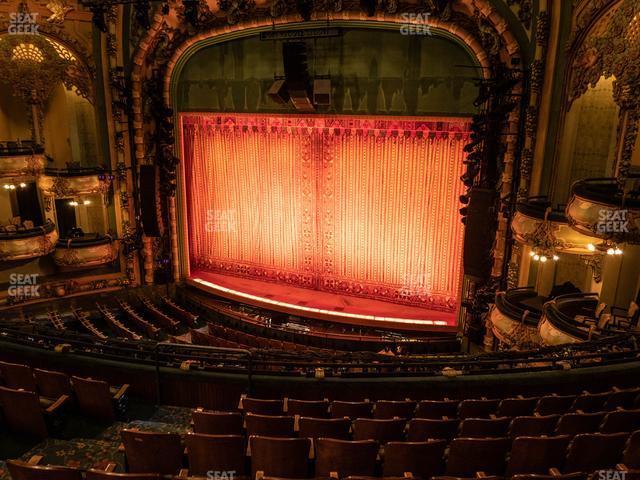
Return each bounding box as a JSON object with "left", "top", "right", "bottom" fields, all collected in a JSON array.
[
  {"left": 512, "top": 197, "right": 599, "bottom": 255},
  {"left": 0, "top": 141, "right": 46, "bottom": 179},
  {"left": 53, "top": 234, "right": 119, "bottom": 270},
  {"left": 566, "top": 177, "right": 640, "bottom": 243}
]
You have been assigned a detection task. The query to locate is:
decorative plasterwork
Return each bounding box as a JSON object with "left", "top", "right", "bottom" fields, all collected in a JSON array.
[
  {"left": 53, "top": 240, "right": 119, "bottom": 269},
  {"left": 45, "top": 0, "right": 74, "bottom": 26},
  {"left": 537, "top": 315, "right": 582, "bottom": 346},
  {"left": 37, "top": 174, "right": 112, "bottom": 198},
  {"left": 488, "top": 303, "right": 542, "bottom": 349},
  {"left": 511, "top": 210, "right": 600, "bottom": 255},
  {"left": 0, "top": 226, "right": 58, "bottom": 262},
  {"left": 0, "top": 153, "right": 45, "bottom": 178}
]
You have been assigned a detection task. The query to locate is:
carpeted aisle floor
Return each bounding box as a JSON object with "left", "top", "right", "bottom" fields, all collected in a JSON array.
[{"left": 0, "top": 402, "right": 193, "bottom": 480}]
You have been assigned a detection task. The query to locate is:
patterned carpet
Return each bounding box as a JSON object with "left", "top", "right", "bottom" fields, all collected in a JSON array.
[{"left": 0, "top": 403, "right": 193, "bottom": 479}]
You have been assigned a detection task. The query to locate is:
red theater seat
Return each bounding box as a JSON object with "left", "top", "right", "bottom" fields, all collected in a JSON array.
[
  {"left": 121, "top": 430, "right": 183, "bottom": 475},
  {"left": 373, "top": 400, "right": 416, "bottom": 419},
  {"left": 496, "top": 397, "right": 539, "bottom": 417},
  {"left": 445, "top": 437, "right": 511, "bottom": 477},
  {"left": 330, "top": 401, "right": 373, "bottom": 419},
  {"left": 286, "top": 398, "right": 330, "bottom": 418},
  {"left": 407, "top": 418, "right": 459, "bottom": 441},
  {"left": 34, "top": 368, "right": 73, "bottom": 399},
  {"left": 245, "top": 413, "right": 295, "bottom": 438},
  {"left": 297, "top": 416, "right": 352, "bottom": 440},
  {"left": 383, "top": 440, "right": 446, "bottom": 479},
  {"left": 563, "top": 432, "right": 629, "bottom": 474},
  {"left": 185, "top": 433, "right": 246, "bottom": 477},
  {"left": 505, "top": 435, "right": 572, "bottom": 476},
  {"left": 459, "top": 417, "right": 511, "bottom": 438},
  {"left": 192, "top": 410, "right": 243, "bottom": 435},
  {"left": 415, "top": 400, "right": 459, "bottom": 419},
  {"left": 0, "top": 386, "right": 68, "bottom": 439},
  {"left": 242, "top": 397, "right": 284, "bottom": 415},
  {"left": 250, "top": 436, "right": 310, "bottom": 479},
  {"left": 0, "top": 360, "right": 37, "bottom": 391},
  {"left": 314, "top": 438, "right": 379, "bottom": 478},
  {"left": 72, "top": 376, "right": 129, "bottom": 422},
  {"left": 535, "top": 395, "right": 576, "bottom": 416},
  {"left": 508, "top": 415, "right": 560, "bottom": 437},
  {"left": 457, "top": 399, "right": 500, "bottom": 419},
  {"left": 554, "top": 412, "right": 606, "bottom": 436},
  {"left": 352, "top": 418, "right": 406, "bottom": 443}
]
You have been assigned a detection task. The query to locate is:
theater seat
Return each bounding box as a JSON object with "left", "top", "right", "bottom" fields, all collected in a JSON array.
[
  {"left": 286, "top": 399, "right": 330, "bottom": 418},
  {"left": 623, "top": 430, "right": 640, "bottom": 469},
  {"left": 192, "top": 409, "right": 243, "bottom": 435},
  {"left": 570, "top": 391, "right": 610, "bottom": 413},
  {"left": 315, "top": 438, "right": 379, "bottom": 478},
  {"left": 407, "top": 418, "right": 459, "bottom": 441},
  {"left": 297, "top": 416, "right": 351, "bottom": 440},
  {"left": 373, "top": 400, "right": 416, "bottom": 419},
  {"left": 250, "top": 436, "right": 310, "bottom": 479},
  {"left": 383, "top": 440, "right": 447, "bottom": 479},
  {"left": 415, "top": 400, "right": 459, "bottom": 419},
  {"left": 0, "top": 386, "right": 68, "bottom": 439},
  {"left": 0, "top": 360, "right": 37, "bottom": 391},
  {"left": 496, "top": 397, "right": 539, "bottom": 417},
  {"left": 72, "top": 376, "right": 129, "bottom": 422},
  {"left": 458, "top": 399, "right": 500, "bottom": 419},
  {"left": 7, "top": 458, "right": 83, "bottom": 480},
  {"left": 459, "top": 417, "right": 511, "bottom": 438},
  {"left": 554, "top": 412, "right": 606, "bottom": 436},
  {"left": 535, "top": 395, "right": 576, "bottom": 416},
  {"left": 563, "top": 432, "right": 629, "bottom": 474},
  {"left": 86, "top": 465, "right": 161, "bottom": 479},
  {"left": 242, "top": 397, "right": 284, "bottom": 415},
  {"left": 245, "top": 413, "right": 295, "bottom": 437},
  {"left": 185, "top": 433, "right": 246, "bottom": 478},
  {"left": 34, "top": 368, "right": 73, "bottom": 399},
  {"left": 511, "top": 474, "right": 587, "bottom": 480},
  {"left": 508, "top": 415, "right": 560, "bottom": 437},
  {"left": 121, "top": 430, "right": 183, "bottom": 475},
  {"left": 605, "top": 387, "right": 640, "bottom": 410},
  {"left": 599, "top": 409, "right": 640, "bottom": 433},
  {"left": 330, "top": 401, "right": 373, "bottom": 419},
  {"left": 505, "top": 435, "right": 572, "bottom": 476},
  {"left": 352, "top": 418, "right": 406, "bottom": 443},
  {"left": 445, "top": 437, "right": 511, "bottom": 477}
]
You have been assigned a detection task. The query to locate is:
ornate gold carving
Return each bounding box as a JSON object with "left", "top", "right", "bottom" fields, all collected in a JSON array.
[{"left": 45, "top": 0, "right": 74, "bottom": 25}]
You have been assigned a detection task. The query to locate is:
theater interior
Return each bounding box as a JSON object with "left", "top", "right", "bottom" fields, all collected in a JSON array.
[{"left": 0, "top": 0, "right": 639, "bottom": 479}]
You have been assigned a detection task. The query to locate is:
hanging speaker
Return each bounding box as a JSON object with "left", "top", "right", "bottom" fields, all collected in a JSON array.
[
  {"left": 139, "top": 165, "right": 161, "bottom": 237},
  {"left": 463, "top": 187, "right": 498, "bottom": 279},
  {"left": 313, "top": 79, "right": 331, "bottom": 106},
  {"left": 267, "top": 79, "right": 289, "bottom": 104}
]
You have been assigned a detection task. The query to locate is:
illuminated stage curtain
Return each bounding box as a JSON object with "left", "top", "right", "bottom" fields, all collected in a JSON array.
[{"left": 182, "top": 114, "right": 470, "bottom": 312}]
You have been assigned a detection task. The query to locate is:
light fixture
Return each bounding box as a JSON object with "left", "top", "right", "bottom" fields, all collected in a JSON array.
[
  {"left": 529, "top": 251, "right": 535, "bottom": 257},
  {"left": 533, "top": 254, "right": 540, "bottom": 261},
  {"left": 587, "top": 243, "right": 596, "bottom": 252},
  {"left": 68, "top": 200, "right": 79, "bottom": 207},
  {"left": 553, "top": 255, "right": 559, "bottom": 261},
  {"left": 19, "top": 183, "right": 27, "bottom": 188},
  {"left": 83, "top": 200, "right": 91, "bottom": 205},
  {"left": 540, "top": 255, "right": 548, "bottom": 263},
  {"left": 614, "top": 248, "right": 623, "bottom": 255},
  {"left": 607, "top": 247, "right": 615, "bottom": 255}
]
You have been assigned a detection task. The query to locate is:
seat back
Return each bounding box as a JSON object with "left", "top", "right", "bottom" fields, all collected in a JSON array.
[
  {"left": 242, "top": 397, "right": 283, "bottom": 415},
  {"left": 287, "top": 399, "right": 329, "bottom": 418},
  {"left": 605, "top": 387, "right": 640, "bottom": 410},
  {"left": 330, "top": 401, "right": 373, "bottom": 419},
  {"left": 459, "top": 417, "right": 511, "bottom": 438},
  {"left": 315, "top": 438, "right": 379, "bottom": 478},
  {"left": 445, "top": 437, "right": 511, "bottom": 476},
  {"left": 511, "top": 474, "right": 588, "bottom": 480},
  {"left": 458, "top": 399, "right": 500, "bottom": 419},
  {"left": 571, "top": 392, "right": 610, "bottom": 412},
  {"left": 623, "top": 430, "right": 640, "bottom": 469},
  {"left": 374, "top": 400, "right": 416, "bottom": 419},
  {"left": 34, "top": 369, "right": 72, "bottom": 398},
  {"left": 121, "top": 430, "right": 183, "bottom": 474},
  {"left": 407, "top": 418, "right": 459, "bottom": 441},
  {"left": 509, "top": 415, "right": 559, "bottom": 437},
  {"left": 86, "top": 471, "right": 161, "bottom": 480},
  {"left": 0, "top": 386, "right": 48, "bottom": 439},
  {"left": 0, "top": 361, "right": 37, "bottom": 391},
  {"left": 383, "top": 440, "right": 446, "bottom": 478},
  {"left": 352, "top": 418, "right": 405, "bottom": 443},
  {"left": 497, "top": 397, "right": 539, "bottom": 417},
  {"left": 192, "top": 410, "right": 243, "bottom": 435},
  {"left": 185, "top": 433, "right": 245, "bottom": 477},
  {"left": 7, "top": 460, "right": 83, "bottom": 480},
  {"left": 245, "top": 413, "right": 295, "bottom": 437},
  {"left": 506, "top": 435, "right": 572, "bottom": 476},
  {"left": 298, "top": 416, "right": 351, "bottom": 440},
  {"left": 555, "top": 412, "right": 605, "bottom": 436},
  {"left": 600, "top": 409, "right": 640, "bottom": 433},
  {"left": 71, "top": 376, "right": 115, "bottom": 421},
  {"left": 535, "top": 395, "right": 576, "bottom": 415},
  {"left": 250, "top": 436, "right": 310, "bottom": 479},
  {"left": 564, "top": 432, "right": 629, "bottom": 473},
  {"left": 415, "top": 400, "right": 459, "bottom": 419}
]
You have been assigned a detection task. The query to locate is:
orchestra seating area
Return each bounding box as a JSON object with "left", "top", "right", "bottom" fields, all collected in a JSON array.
[{"left": 0, "top": 359, "right": 639, "bottom": 480}]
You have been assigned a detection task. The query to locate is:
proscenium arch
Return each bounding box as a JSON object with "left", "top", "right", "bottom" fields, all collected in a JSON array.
[
  {"left": 130, "top": 9, "right": 523, "bottom": 283},
  {"left": 165, "top": 19, "right": 489, "bottom": 109}
]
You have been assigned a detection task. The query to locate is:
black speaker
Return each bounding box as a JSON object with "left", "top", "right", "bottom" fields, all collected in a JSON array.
[
  {"left": 463, "top": 187, "right": 498, "bottom": 279},
  {"left": 139, "top": 165, "right": 161, "bottom": 237},
  {"left": 267, "top": 79, "right": 290, "bottom": 104}
]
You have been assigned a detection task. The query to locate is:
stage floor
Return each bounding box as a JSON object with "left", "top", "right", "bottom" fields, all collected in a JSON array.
[{"left": 188, "top": 271, "right": 458, "bottom": 332}]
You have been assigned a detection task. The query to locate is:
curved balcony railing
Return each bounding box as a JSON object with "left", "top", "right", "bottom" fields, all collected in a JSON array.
[
  {"left": 512, "top": 197, "right": 599, "bottom": 254},
  {"left": 539, "top": 293, "right": 607, "bottom": 345},
  {"left": 489, "top": 287, "right": 544, "bottom": 348},
  {"left": 0, "top": 221, "right": 58, "bottom": 261},
  {"left": 53, "top": 234, "right": 119, "bottom": 269},
  {"left": 566, "top": 177, "right": 640, "bottom": 242}
]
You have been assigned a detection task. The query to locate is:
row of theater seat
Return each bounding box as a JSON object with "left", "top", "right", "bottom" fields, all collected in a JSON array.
[
  {"left": 7, "top": 428, "right": 640, "bottom": 480},
  {"left": 234, "top": 390, "right": 640, "bottom": 419},
  {"left": 0, "top": 360, "right": 129, "bottom": 439}
]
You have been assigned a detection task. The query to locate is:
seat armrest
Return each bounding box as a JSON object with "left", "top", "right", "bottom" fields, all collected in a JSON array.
[
  {"left": 45, "top": 395, "right": 70, "bottom": 414},
  {"left": 476, "top": 472, "right": 487, "bottom": 478},
  {"left": 616, "top": 464, "right": 628, "bottom": 471},
  {"left": 549, "top": 468, "right": 562, "bottom": 476},
  {"left": 113, "top": 384, "right": 130, "bottom": 400},
  {"left": 27, "top": 455, "right": 44, "bottom": 466},
  {"left": 104, "top": 463, "right": 117, "bottom": 472}
]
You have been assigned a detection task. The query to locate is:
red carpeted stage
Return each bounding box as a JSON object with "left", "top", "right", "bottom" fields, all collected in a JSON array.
[{"left": 181, "top": 114, "right": 470, "bottom": 331}]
